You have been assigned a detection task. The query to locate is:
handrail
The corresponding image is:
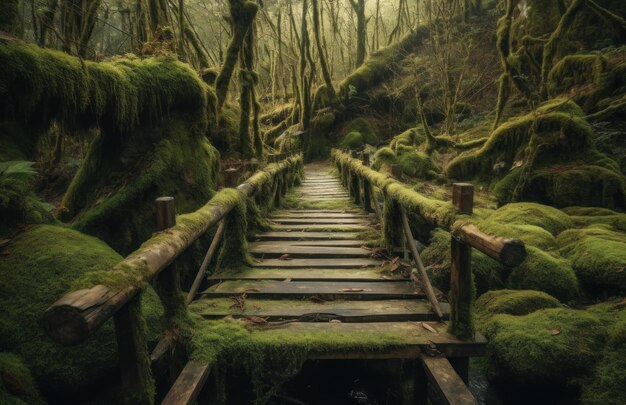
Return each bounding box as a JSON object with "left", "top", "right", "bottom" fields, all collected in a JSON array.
[
  {"left": 332, "top": 149, "right": 526, "bottom": 339},
  {"left": 331, "top": 149, "right": 527, "bottom": 267},
  {"left": 42, "top": 154, "right": 303, "bottom": 346}
]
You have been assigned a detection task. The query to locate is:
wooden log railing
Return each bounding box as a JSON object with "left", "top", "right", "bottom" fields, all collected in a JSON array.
[
  {"left": 41, "top": 153, "right": 303, "bottom": 403},
  {"left": 331, "top": 149, "right": 527, "bottom": 340}
]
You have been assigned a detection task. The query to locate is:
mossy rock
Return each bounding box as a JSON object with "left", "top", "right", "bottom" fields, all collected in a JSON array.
[
  {"left": 482, "top": 308, "right": 605, "bottom": 385},
  {"left": 339, "top": 131, "right": 366, "bottom": 149},
  {"left": 0, "top": 353, "right": 44, "bottom": 405},
  {"left": 339, "top": 117, "right": 380, "bottom": 146},
  {"left": 475, "top": 289, "right": 561, "bottom": 324},
  {"left": 580, "top": 304, "right": 626, "bottom": 405},
  {"left": 557, "top": 226, "right": 626, "bottom": 294},
  {"left": 0, "top": 225, "right": 163, "bottom": 400},
  {"left": 507, "top": 246, "right": 579, "bottom": 302},
  {"left": 305, "top": 111, "right": 335, "bottom": 161},
  {"left": 372, "top": 147, "right": 396, "bottom": 170},
  {"left": 395, "top": 145, "right": 437, "bottom": 178},
  {"left": 487, "top": 202, "right": 573, "bottom": 235}
]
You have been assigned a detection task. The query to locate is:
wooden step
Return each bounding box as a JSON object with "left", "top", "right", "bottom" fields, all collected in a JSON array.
[
  {"left": 209, "top": 267, "right": 402, "bottom": 281},
  {"left": 192, "top": 298, "right": 448, "bottom": 322},
  {"left": 250, "top": 245, "right": 373, "bottom": 258},
  {"left": 271, "top": 218, "right": 372, "bottom": 225},
  {"left": 252, "top": 258, "right": 381, "bottom": 268},
  {"left": 201, "top": 280, "right": 422, "bottom": 300},
  {"left": 275, "top": 210, "right": 363, "bottom": 214},
  {"left": 252, "top": 232, "right": 361, "bottom": 241},
  {"left": 271, "top": 213, "right": 373, "bottom": 219},
  {"left": 250, "top": 240, "right": 368, "bottom": 248},
  {"left": 271, "top": 224, "right": 370, "bottom": 232}
]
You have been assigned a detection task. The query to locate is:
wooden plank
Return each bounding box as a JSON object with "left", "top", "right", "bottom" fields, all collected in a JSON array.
[
  {"left": 252, "top": 232, "right": 361, "bottom": 240},
  {"left": 252, "top": 258, "right": 381, "bottom": 268},
  {"left": 421, "top": 356, "right": 477, "bottom": 405},
  {"left": 271, "top": 213, "right": 372, "bottom": 219},
  {"left": 250, "top": 240, "right": 368, "bottom": 248},
  {"left": 161, "top": 361, "right": 211, "bottom": 405},
  {"left": 250, "top": 245, "right": 372, "bottom": 258},
  {"left": 192, "top": 298, "right": 449, "bottom": 322},
  {"left": 271, "top": 218, "right": 372, "bottom": 224},
  {"left": 271, "top": 224, "right": 370, "bottom": 231},
  {"left": 201, "top": 280, "right": 422, "bottom": 300},
  {"left": 208, "top": 267, "right": 401, "bottom": 281},
  {"left": 241, "top": 322, "right": 487, "bottom": 358},
  {"left": 275, "top": 209, "right": 363, "bottom": 214}
]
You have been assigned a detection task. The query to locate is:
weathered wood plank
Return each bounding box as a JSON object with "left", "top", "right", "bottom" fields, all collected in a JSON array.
[
  {"left": 161, "top": 361, "right": 211, "bottom": 405},
  {"left": 241, "top": 322, "right": 487, "bottom": 358},
  {"left": 271, "top": 224, "right": 371, "bottom": 231},
  {"left": 208, "top": 267, "right": 400, "bottom": 281},
  {"left": 271, "top": 218, "right": 372, "bottom": 224},
  {"left": 271, "top": 213, "right": 373, "bottom": 219},
  {"left": 201, "top": 280, "right": 422, "bottom": 300},
  {"left": 252, "top": 258, "right": 381, "bottom": 268},
  {"left": 250, "top": 240, "right": 368, "bottom": 248},
  {"left": 250, "top": 245, "right": 372, "bottom": 258},
  {"left": 192, "top": 298, "right": 449, "bottom": 322},
  {"left": 252, "top": 232, "right": 361, "bottom": 240},
  {"left": 421, "top": 356, "right": 477, "bottom": 405}
]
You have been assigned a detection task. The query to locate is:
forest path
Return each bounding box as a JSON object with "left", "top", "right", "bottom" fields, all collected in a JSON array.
[{"left": 193, "top": 163, "right": 473, "bottom": 341}]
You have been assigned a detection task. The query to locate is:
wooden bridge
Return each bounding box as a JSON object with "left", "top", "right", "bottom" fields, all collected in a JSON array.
[{"left": 41, "top": 150, "right": 527, "bottom": 405}]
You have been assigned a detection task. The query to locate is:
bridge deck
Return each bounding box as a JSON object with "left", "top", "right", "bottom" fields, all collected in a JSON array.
[{"left": 190, "top": 163, "right": 485, "bottom": 360}]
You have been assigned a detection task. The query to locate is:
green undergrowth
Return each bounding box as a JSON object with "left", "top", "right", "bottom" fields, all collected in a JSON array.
[
  {"left": 475, "top": 289, "right": 561, "bottom": 323},
  {"left": 189, "top": 316, "right": 407, "bottom": 403},
  {"left": 447, "top": 99, "right": 625, "bottom": 209},
  {"left": 372, "top": 145, "right": 439, "bottom": 180},
  {"left": 0, "top": 225, "right": 163, "bottom": 401},
  {"left": 481, "top": 307, "right": 606, "bottom": 385},
  {"left": 0, "top": 353, "right": 44, "bottom": 405}
]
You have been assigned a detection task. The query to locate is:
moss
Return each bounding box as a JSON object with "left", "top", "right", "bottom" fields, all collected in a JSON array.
[
  {"left": 0, "top": 353, "right": 44, "bottom": 405},
  {"left": 475, "top": 289, "right": 561, "bottom": 324},
  {"left": 339, "top": 117, "right": 379, "bottom": 146},
  {"left": 481, "top": 308, "right": 606, "bottom": 385},
  {"left": 304, "top": 111, "right": 335, "bottom": 161},
  {"left": 580, "top": 304, "right": 626, "bottom": 405},
  {"left": 508, "top": 246, "right": 579, "bottom": 302},
  {"left": 395, "top": 145, "right": 438, "bottom": 178},
  {"left": 487, "top": 202, "right": 573, "bottom": 235},
  {"left": 217, "top": 188, "right": 250, "bottom": 269},
  {"left": 557, "top": 226, "right": 626, "bottom": 293},
  {"left": 0, "top": 225, "right": 163, "bottom": 400},
  {"left": 371, "top": 147, "right": 396, "bottom": 170},
  {"left": 446, "top": 99, "right": 624, "bottom": 209},
  {"left": 339, "top": 131, "right": 365, "bottom": 149}
]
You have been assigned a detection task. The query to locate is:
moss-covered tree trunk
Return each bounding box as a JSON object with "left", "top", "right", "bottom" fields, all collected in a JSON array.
[
  {"left": 216, "top": 0, "right": 259, "bottom": 109},
  {"left": 350, "top": 0, "right": 367, "bottom": 67},
  {"left": 312, "top": 0, "right": 335, "bottom": 100},
  {"left": 0, "top": 0, "right": 19, "bottom": 35},
  {"left": 59, "top": 0, "right": 102, "bottom": 57}
]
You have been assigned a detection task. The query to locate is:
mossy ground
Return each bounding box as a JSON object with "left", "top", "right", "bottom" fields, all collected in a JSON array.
[
  {"left": 0, "top": 225, "right": 164, "bottom": 402},
  {"left": 0, "top": 352, "right": 44, "bottom": 405}
]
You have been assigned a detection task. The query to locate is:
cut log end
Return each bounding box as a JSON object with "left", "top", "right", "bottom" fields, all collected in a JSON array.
[
  {"left": 499, "top": 239, "right": 527, "bottom": 267},
  {"left": 42, "top": 305, "right": 91, "bottom": 346}
]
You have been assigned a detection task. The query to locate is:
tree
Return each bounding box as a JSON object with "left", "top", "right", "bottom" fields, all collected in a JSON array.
[{"left": 350, "top": 0, "right": 367, "bottom": 67}]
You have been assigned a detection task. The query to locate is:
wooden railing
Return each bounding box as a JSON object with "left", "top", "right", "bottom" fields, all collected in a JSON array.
[
  {"left": 41, "top": 153, "right": 303, "bottom": 403},
  {"left": 332, "top": 149, "right": 527, "bottom": 339}
]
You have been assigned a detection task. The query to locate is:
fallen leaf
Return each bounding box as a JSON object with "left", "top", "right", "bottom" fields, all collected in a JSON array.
[
  {"left": 242, "top": 316, "right": 269, "bottom": 325},
  {"left": 309, "top": 295, "right": 326, "bottom": 304},
  {"left": 0, "top": 239, "right": 10, "bottom": 248},
  {"left": 243, "top": 288, "right": 260, "bottom": 293},
  {"left": 551, "top": 327, "right": 561, "bottom": 336},
  {"left": 421, "top": 322, "right": 438, "bottom": 333},
  {"left": 340, "top": 288, "right": 365, "bottom": 292},
  {"left": 329, "top": 319, "right": 342, "bottom": 324},
  {"left": 279, "top": 254, "right": 291, "bottom": 260},
  {"left": 283, "top": 278, "right": 292, "bottom": 283}
]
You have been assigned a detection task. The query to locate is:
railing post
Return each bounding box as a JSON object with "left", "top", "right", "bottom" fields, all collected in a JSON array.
[
  {"left": 114, "top": 294, "right": 155, "bottom": 405},
  {"left": 449, "top": 183, "right": 475, "bottom": 380},
  {"left": 362, "top": 153, "right": 372, "bottom": 212},
  {"left": 224, "top": 167, "right": 240, "bottom": 188}
]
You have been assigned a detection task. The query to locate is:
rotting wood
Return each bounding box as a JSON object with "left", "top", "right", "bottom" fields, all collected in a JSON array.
[
  {"left": 400, "top": 207, "right": 444, "bottom": 320},
  {"left": 421, "top": 356, "right": 477, "bottom": 405},
  {"left": 161, "top": 361, "right": 211, "bottom": 405},
  {"left": 456, "top": 224, "right": 526, "bottom": 267},
  {"left": 43, "top": 155, "right": 303, "bottom": 345}
]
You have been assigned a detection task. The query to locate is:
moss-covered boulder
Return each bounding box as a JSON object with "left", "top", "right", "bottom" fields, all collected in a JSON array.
[
  {"left": 0, "top": 225, "right": 163, "bottom": 401},
  {"left": 581, "top": 303, "right": 626, "bottom": 405},
  {"left": 487, "top": 202, "right": 573, "bottom": 236},
  {"left": 0, "top": 353, "right": 44, "bottom": 405},
  {"left": 475, "top": 289, "right": 561, "bottom": 323},
  {"left": 304, "top": 111, "right": 335, "bottom": 160},
  {"left": 447, "top": 100, "right": 625, "bottom": 209},
  {"left": 482, "top": 308, "right": 606, "bottom": 385},
  {"left": 558, "top": 225, "right": 626, "bottom": 294},
  {"left": 508, "top": 246, "right": 579, "bottom": 302}
]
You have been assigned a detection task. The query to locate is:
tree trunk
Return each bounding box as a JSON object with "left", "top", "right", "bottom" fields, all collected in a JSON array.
[
  {"left": 312, "top": 0, "right": 335, "bottom": 99},
  {"left": 351, "top": 0, "right": 366, "bottom": 67}
]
